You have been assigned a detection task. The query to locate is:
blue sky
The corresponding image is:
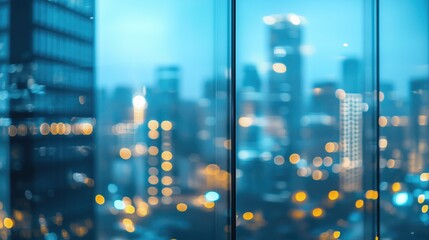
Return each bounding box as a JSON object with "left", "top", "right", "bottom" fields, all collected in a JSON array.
[{"left": 96, "top": 0, "right": 428, "bottom": 99}]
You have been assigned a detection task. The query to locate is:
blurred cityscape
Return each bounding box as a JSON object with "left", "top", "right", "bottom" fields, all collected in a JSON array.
[{"left": 0, "top": 1, "right": 428, "bottom": 240}]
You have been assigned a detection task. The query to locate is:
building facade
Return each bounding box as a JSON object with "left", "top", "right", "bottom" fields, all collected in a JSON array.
[{"left": 5, "top": 0, "right": 95, "bottom": 239}]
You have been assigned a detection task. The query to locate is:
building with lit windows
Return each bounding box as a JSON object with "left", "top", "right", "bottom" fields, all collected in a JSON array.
[
  {"left": 339, "top": 94, "right": 363, "bottom": 192},
  {"left": 409, "top": 79, "right": 429, "bottom": 173},
  {"left": 4, "top": 0, "right": 95, "bottom": 239}
]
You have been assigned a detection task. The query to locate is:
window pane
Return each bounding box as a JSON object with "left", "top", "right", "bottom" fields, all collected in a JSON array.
[
  {"left": 379, "top": 0, "right": 429, "bottom": 239},
  {"left": 96, "top": 1, "right": 231, "bottom": 239},
  {"left": 236, "top": 0, "right": 377, "bottom": 239}
]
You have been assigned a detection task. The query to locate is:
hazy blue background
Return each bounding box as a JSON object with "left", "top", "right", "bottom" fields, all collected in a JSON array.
[{"left": 96, "top": 0, "right": 428, "bottom": 99}]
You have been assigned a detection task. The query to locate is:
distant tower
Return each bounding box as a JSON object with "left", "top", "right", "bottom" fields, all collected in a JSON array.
[
  {"left": 265, "top": 14, "right": 303, "bottom": 153},
  {"left": 340, "top": 94, "right": 363, "bottom": 192},
  {"left": 408, "top": 79, "right": 429, "bottom": 173},
  {"left": 144, "top": 66, "right": 180, "bottom": 203},
  {"left": 311, "top": 82, "right": 339, "bottom": 117},
  {"left": 342, "top": 58, "right": 361, "bottom": 93}
]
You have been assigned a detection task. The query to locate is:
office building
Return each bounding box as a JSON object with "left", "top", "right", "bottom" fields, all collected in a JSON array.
[
  {"left": 4, "top": 0, "right": 95, "bottom": 239},
  {"left": 265, "top": 14, "right": 303, "bottom": 153}
]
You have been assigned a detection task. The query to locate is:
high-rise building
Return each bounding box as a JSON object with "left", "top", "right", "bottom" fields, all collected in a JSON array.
[
  {"left": 144, "top": 66, "right": 180, "bottom": 202},
  {"left": 339, "top": 94, "right": 363, "bottom": 192},
  {"left": 265, "top": 14, "right": 303, "bottom": 153},
  {"left": 342, "top": 58, "right": 361, "bottom": 93},
  {"left": 408, "top": 79, "right": 429, "bottom": 173},
  {"left": 4, "top": 0, "right": 95, "bottom": 239}
]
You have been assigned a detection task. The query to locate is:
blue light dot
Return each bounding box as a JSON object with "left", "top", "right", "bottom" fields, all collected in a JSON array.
[
  {"left": 108, "top": 184, "right": 118, "bottom": 194},
  {"left": 114, "top": 200, "right": 125, "bottom": 210},
  {"left": 393, "top": 192, "right": 409, "bottom": 206},
  {"left": 205, "top": 191, "right": 220, "bottom": 202}
]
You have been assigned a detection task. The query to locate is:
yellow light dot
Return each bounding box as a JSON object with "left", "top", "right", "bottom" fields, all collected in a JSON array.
[
  {"left": 161, "top": 121, "right": 173, "bottom": 131},
  {"left": 418, "top": 194, "right": 425, "bottom": 204},
  {"left": 290, "top": 210, "right": 306, "bottom": 219},
  {"left": 148, "top": 130, "right": 159, "bottom": 139},
  {"left": 294, "top": 191, "right": 307, "bottom": 203},
  {"left": 176, "top": 203, "right": 188, "bottom": 212},
  {"left": 325, "top": 142, "right": 336, "bottom": 153},
  {"left": 148, "top": 120, "right": 159, "bottom": 130},
  {"left": 205, "top": 164, "right": 220, "bottom": 174},
  {"left": 274, "top": 155, "right": 285, "bottom": 166},
  {"left": 420, "top": 173, "right": 429, "bottom": 181},
  {"left": 391, "top": 182, "right": 401, "bottom": 192},
  {"left": 223, "top": 139, "right": 231, "bottom": 150},
  {"left": 148, "top": 197, "right": 159, "bottom": 206},
  {"left": 313, "top": 157, "right": 323, "bottom": 167},
  {"left": 135, "top": 144, "right": 147, "bottom": 155},
  {"left": 124, "top": 205, "right": 135, "bottom": 214},
  {"left": 386, "top": 159, "right": 396, "bottom": 168},
  {"left": 148, "top": 176, "right": 159, "bottom": 185},
  {"left": 379, "top": 116, "right": 388, "bottom": 127},
  {"left": 272, "top": 63, "right": 287, "bottom": 73},
  {"left": 147, "top": 187, "right": 158, "bottom": 195},
  {"left": 422, "top": 205, "right": 428, "bottom": 213},
  {"left": 328, "top": 190, "right": 340, "bottom": 201},
  {"left": 323, "top": 157, "right": 333, "bottom": 167},
  {"left": 391, "top": 116, "right": 400, "bottom": 126},
  {"left": 379, "top": 138, "right": 388, "bottom": 149},
  {"left": 148, "top": 146, "right": 159, "bottom": 156},
  {"left": 95, "top": 194, "right": 105, "bottom": 205},
  {"left": 119, "top": 148, "right": 132, "bottom": 160},
  {"left": 161, "top": 151, "right": 173, "bottom": 161},
  {"left": 4, "top": 218, "right": 14, "bottom": 229},
  {"left": 204, "top": 201, "right": 215, "bottom": 209},
  {"left": 40, "top": 123, "right": 50, "bottom": 135},
  {"left": 137, "top": 207, "right": 148, "bottom": 217},
  {"left": 335, "top": 89, "right": 346, "bottom": 100},
  {"left": 289, "top": 153, "right": 300, "bottom": 164},
  {"left": 8, "top": 125, "right": 17, "bottom": 137},
  {"left": 365, "top": 190, "right": 379, "bottom": 200},
  {"left": 418, "top": 115, "right": 427, "bottom": 126},
  {"left": 57, "top": 123, "right": 65, "bottom": 135},
  {"left": 81, "top": 123, "right": 93, "bottom": 135},
  {"left": 122, "top": 197, "right": 132, "bottom": 205},
  {"left": 161, "top": 176, "right": 173, "bottom": 186},
  {"left": 161, "top": 162, "right": 173, "bottom": 171},
  {"left": 125, "top": 225, "right": 135, "bottom": 233},
  {"left": 312, "top": 208, "right": 323, "bottom": 218},
  {"left": 312, "top": 170, "right": 323, "bottom": 181},
  {"left": 333, "top": 231, "right": 341, "bottom": 239},
  {"left": 238, "top": 117, "right": 253, "bottom": 127},
  {"left": 161, "top": 188, "right": 173, "bottom": 197},
  {"left": 243, "top": 212, "right": 254, "bottom": 221},
  {"left": 355, "top": 199, "right": 364, "bottom": 209}
]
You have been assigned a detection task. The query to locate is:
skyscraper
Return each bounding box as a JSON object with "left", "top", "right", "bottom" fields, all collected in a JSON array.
[
  {"left": 408, "top": 79, "right": 429, "bottom": 173},
  {"left": 265, "top": 14, "right": 303, "bottom": 153},
  {"left": 342, "top": 58, "right": 361, "bottom": 93},
  {"left": 5, "top": 0, "right": 95, "bottom": 239},
  {"left": 339, "top": 94, "right": 363, "bottom": 192}
]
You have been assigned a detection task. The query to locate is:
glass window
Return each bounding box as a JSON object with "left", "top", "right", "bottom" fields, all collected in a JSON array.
[
  {"left": 379, "top": 0, "right": 429, "bottom": 238},
  {"left": 1, "top": 1, "right": 428, "bottom": 239},
  {"left": 236, "top": 0, "right": 377, "bottom": 239}
]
